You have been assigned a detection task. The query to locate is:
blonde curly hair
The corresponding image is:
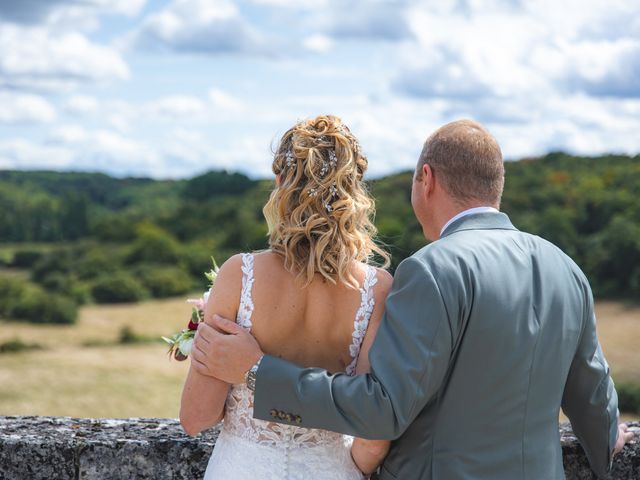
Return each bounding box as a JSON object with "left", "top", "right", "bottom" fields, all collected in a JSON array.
[{"left": 263, "top": 115, "right": 390, "bottom": 289}]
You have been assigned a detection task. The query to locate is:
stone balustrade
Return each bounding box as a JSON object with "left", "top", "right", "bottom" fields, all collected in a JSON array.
[{"left": 0, "top": 416, "right": 637, "bottom": 479}]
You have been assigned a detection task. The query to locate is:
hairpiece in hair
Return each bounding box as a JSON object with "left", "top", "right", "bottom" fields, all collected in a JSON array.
[
  {"left": 285, "top": 149, "right": 296, "bottom": 168},
  {"left": 319, "top": 149, "right": 338, "bottom": 177},
  {"left": 336, "top": 123, "right": 363, "bottom": 157}
]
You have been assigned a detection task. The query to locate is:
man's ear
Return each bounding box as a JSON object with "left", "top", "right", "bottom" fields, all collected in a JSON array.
[{"left": 422, "top": 164, "right": 435, "bottom": 196}]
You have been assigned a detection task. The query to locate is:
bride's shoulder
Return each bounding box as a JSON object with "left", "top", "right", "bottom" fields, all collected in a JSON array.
[
  {"left": 213, "top": 254, "right": 246, "bottom": 286},
  {"left": 373, "top": 266, "right": 393, "bottom": 295},
  {"left": 357, "top": 263, "right": 393, "bottom": 294}
]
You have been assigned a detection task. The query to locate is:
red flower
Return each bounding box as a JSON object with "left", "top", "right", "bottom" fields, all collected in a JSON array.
[{"left": 187, "top": 319, "right": 199, "bottom": 331}]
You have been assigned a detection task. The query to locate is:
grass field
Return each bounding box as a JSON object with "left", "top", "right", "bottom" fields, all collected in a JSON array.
[{"left": 0, "top": 297, "right": 638, "bottom": 420}]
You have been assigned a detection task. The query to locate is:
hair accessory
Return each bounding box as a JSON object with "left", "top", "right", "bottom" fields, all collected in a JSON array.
[
  {"left": 336, "top": 123, "right": 363, "bottom": 157},
  {"left": 320, "top": 149, "right": 338, "bottom": 177},
  {"left": 285, "top": 149, "right": 296, "bottom": 168}
]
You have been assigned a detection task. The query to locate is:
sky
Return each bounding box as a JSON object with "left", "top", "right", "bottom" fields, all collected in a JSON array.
[{"left": 0, "top": 0, "right": 638, "bottom": 179}]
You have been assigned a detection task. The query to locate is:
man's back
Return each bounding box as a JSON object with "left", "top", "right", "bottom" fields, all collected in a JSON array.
[
  {"left": 252, "top": 212, "right": 619, "bottom": 480},
  {"left": 385, "top": 217, "right": 590, "bottom": 479}
]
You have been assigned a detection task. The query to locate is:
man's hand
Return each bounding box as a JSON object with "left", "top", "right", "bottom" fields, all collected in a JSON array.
[
  {"left": 613, "top": 423, "right": 635, "bottom": 456},
  {"left": 191, "top": 315, "right": 263, "bottom": 384}
]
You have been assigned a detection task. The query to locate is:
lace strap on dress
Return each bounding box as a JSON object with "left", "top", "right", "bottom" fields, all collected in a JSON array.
[
  {"left": 345, "top": 265, "right": 378, "bottom": 376},
  {"left": 237, "top": 253, "right": 255, "bottom": 330}
]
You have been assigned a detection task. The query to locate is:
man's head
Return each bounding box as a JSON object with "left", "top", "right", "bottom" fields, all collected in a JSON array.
[{"left": 411, "top": 119, "right": 505, "bottom": 240}]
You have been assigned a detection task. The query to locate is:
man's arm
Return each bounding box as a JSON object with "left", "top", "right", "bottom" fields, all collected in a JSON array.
[
  {"left": 561, "top": 283, "right": 619, "bottom": 477},
  {"left": 253, "top": 255, "right": 455, "bottom": 440}
]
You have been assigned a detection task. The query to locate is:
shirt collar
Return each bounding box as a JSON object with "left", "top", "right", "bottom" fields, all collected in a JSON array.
[{"left": 440, "top": 206, "right": 500, "bottom": 237}]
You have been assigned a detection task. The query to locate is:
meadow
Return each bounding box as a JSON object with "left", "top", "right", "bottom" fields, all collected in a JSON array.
[
  {"left": 1, "top": 156, "right": 640, "bottom": 421},
  {"left": 0, "top": 295, "right": 638, "bottom": 421}
]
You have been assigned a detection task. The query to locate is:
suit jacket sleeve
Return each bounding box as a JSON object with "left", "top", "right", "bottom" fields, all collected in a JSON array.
[
  {"left": 252, "top": 255, "right": 455, "bottom": 440},
  {"left": 561, "top": 282, "right": 619, "bottom": 478}
]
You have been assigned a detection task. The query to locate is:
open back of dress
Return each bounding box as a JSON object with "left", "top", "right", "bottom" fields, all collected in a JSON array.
[{"left": 203, "top": 253, "right": 377, "bottom": 480}]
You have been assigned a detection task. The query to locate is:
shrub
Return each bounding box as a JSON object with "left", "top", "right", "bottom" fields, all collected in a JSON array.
[
  {"left": 118, "top": 325, "right": 158, "bottom": 344},
  {"left": 40, "top": 272, "right": 92, "bottom": 305},
  {"left": 31, "top": 249, "right": 73, "bottom": 281},
  {"left": 617, "top": 383, "right": 640, "bottom": 415},
  {"left": 137, "top": 266, "right": 194, "bottom": 298},
  {"left": 0, "top": 277, "right": 26, "bottom": 316},
  {"left": 76, "top": 249, "right": 120, "bottom": 280},
  {"left": 91, "top": 272, "right": 148, "bottom": 303},
  {"left": 8, "top": 284, "right": 77, "bottom": 324},
  {"left": 41, "top": 272, "right": 72, "bottom": 292},
  {"left": 10, "top": 250, "right": 43, "bottom": 268},
  {"left": 126, "top": 224, "right": 183, "bottom": 265},
  {"left": 181, "top": 244, "right": 216, "bottom": 278},
  {"left": 0, "top": 338, "right": 44, "bottom": 354}
]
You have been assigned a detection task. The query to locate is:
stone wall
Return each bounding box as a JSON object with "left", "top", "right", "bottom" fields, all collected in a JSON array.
[{"left": 0, "top": 416, "right": 637, "bottom": 479}]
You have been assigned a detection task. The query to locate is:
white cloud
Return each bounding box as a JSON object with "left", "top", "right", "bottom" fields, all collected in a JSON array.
[
  {"left": 124, "top": 0, "right": 271, "bottom": 56},
  {"left": 303, "top": 34, "right": 334, "bottom": 53},
  {"left": 0, "top": 0, "right": 146, "bottom": 24},
  {"left": 0, "top": 24, "right": 129, "bottom": 92},
  {"left": 0, "top": 0, "right": 147, "bottom": 35},
  {"left": 208, "top": 88, "right": 244, "bottom": 112},
  {"left": 0, "top": 138, "right": 73, "bottom": 170},
  {"left": 144, "top": 95, "right": 208, "bottom": 119},
  {"left": 0, "top": 92, "right": 56, "bottom": 124},
  {"left": 558, "top": 39, "right": 640, "bottom": 98},
  {"left": 321, "top": 0, "right": 413, "bottom": 41},
  {"left": 47, "top": 124, "right": 87, "bottom": 143},
  {"left": 64, "top": 95, "right": 100, "bottom": 115}
]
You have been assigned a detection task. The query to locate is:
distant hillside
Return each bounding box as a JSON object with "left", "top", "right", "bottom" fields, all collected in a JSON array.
[{"left": 1, "top": 151, "right": 640, "bottom": 298}]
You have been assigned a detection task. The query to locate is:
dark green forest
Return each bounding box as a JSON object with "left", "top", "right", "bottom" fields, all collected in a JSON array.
[{"left": 1, "top": 152, "right": 639, "bottom": 326}]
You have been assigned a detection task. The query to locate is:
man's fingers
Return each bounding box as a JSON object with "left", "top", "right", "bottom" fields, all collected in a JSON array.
[
  {"left": 197, "top": 321, "right": 224, "bottom": 342},
  {"left": 194, "top": 326, "right": 210, "bottom": 345},
  {"left": 211, "top": 314, "right": 244, "bottom": 334},
  {"left": 190, "top": 355, "right": 208, "bottom": 375}
]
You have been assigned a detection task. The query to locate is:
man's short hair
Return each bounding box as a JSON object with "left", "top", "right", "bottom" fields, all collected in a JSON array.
[{"left": 417, "top": 119, "right": 505, "bottom": 206}]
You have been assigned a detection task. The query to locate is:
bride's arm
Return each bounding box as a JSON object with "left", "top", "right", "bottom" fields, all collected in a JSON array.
[
  {"left": 179, "top": 255, "right": 244, "bottom": 436},
  {"left": 351, "top": 270, "right": 393, "bottom": 475}
]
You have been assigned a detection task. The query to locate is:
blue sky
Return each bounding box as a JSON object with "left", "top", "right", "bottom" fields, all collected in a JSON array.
[{"left": 0, "top": 0, "right": 638, "bottom": 179}]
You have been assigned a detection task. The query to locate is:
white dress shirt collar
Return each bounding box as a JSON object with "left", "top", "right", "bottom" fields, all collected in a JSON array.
[{"left": 440, "top": 206, "right": 500, "bottom": 237}]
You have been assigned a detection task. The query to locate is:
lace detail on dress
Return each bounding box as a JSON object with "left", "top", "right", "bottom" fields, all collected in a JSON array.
[
  {"left": 345, "top": 265, "right": 378, "bottom": 375},
  {"left": 237, "top": 253, "right": 255, "bottom": 329},
  {"left": 223, "top": 383, "right": 347, "bottom": 448}
]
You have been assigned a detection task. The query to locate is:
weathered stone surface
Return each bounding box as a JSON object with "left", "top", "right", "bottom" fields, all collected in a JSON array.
[
  {"left": 0, "top": 416, "right": 218, "bottom": 480},
  {"left": 561, "top": 423, "right": 639, "bottom": 479},
  {"left": 0, "top": 415, "right": 637, "bottom": 479}
]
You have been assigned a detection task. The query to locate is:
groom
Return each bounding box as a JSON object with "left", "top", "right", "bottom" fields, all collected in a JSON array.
[{"left": 194, "top": 119, "right": 632, "bottom": 479}]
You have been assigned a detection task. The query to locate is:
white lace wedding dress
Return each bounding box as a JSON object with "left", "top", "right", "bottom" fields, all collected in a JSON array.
[{"left": 203, "top": 253, "right": 378, "bottom": 480}]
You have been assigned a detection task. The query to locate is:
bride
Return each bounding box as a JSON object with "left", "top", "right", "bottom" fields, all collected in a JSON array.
[{"left": 179, "top": 115, "right": 393, "bottom": 479}]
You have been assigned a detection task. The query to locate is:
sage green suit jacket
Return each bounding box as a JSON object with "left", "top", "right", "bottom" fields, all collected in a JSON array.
[{"left": 253, "top": 212, "right": 619, "bottom": 479}]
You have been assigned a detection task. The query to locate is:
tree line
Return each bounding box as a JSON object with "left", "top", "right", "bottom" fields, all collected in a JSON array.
[{"left": 1, "top": 152, "right": 639, "bottom": 312}]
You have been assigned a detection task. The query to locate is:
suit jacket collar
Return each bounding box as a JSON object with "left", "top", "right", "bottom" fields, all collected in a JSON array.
[{"left": 440, "top": 211, "right": 517, "bottom": 239}]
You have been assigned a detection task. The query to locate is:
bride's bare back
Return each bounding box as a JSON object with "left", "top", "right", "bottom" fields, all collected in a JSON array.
[{"left": 232, "top": 250, "right": 392, "bottom": 374}]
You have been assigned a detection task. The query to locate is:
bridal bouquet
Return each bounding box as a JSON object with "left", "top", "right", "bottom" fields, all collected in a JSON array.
[{"left": 161, "top": 257, "right": 219, "bottom": 361}]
